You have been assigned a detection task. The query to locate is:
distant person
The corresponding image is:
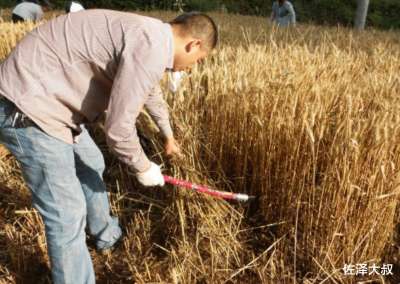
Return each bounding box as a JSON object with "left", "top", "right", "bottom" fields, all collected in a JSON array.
[
  {"left": 271, "top": 0, "right": 296, "bottom": 27},
  {"left": 65, "top": 1, "right": 85, "bottom": 13},
  {"left": 12, "top": 0, "right": 51, "bottom": 23}
]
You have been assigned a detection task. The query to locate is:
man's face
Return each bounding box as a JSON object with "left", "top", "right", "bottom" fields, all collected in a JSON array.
[{"left": 173, "top": 40, "right": 209, "bottom": 71}]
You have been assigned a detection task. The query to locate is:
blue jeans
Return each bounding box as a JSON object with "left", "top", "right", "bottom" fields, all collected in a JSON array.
[{"left": 0, "top": 97, "right": 122, "bottom": 284}]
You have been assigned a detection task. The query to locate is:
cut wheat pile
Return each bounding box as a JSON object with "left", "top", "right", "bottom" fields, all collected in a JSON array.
[{"left": 1, "top": 12, "right": 400, "bottom": 284}]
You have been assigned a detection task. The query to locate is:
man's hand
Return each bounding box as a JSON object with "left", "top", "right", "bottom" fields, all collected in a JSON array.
[
  {"left": 136, "top": 162, "right": 165, "bottom": 187},
  {"left": 164, "top": 136, "right": 182, "bottom": 157}
]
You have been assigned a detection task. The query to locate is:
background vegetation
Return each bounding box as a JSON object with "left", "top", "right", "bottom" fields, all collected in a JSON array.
[{"left": 1, "top": 0, "right": 400, "bottom": 29}]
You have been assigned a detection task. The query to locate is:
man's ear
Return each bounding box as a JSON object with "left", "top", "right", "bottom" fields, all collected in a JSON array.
[{"left": 185, "top": 39, "right": 202, "bottom": 53}]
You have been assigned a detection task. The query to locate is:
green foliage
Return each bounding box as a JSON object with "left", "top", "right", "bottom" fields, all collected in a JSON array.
[
  {"left": 368, "top": 0, "right": 400, "bottom": 29},
  {"left": 300, "top": 0, "right": 356, "bottom": 26},
  {"left": 220, "top": 0, "right": 269, "bottom": 15},
  {"left": 185, "top": 0, "right": 220, "bottom": 12},
  {"left": 0, "top": 0, "right": 14, "bottom": 6},
  {"left": 0, "top": 0, "right": 399, "bottom": 29},
  {"left": 277, "top": 0, "right": 400, "bottom": 29}
]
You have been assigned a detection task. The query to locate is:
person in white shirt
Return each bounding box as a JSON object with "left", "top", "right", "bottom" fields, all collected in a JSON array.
[
  {"left": 65, "top": 1, "right": 85, "bottom": 13},
  {"left": 271, "top": 0, "right": 296, "bottom": 27},
  {"left": 12, "top": 0, "right": 51, "bottom": 23}
]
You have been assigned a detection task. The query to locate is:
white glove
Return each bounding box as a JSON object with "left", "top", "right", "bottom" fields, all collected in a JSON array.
[{"left": 136, "top": 162, "right": 165, "bottom": 187}]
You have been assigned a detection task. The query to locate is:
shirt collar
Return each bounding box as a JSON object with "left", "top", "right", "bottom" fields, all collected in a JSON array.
[{"left": 164, "top": 23, "right": 174, "bottom": 70}]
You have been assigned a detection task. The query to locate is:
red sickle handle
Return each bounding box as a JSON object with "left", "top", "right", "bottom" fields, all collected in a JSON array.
[{"left": 163, "top": 175, "right": 249, "bottom": 201}]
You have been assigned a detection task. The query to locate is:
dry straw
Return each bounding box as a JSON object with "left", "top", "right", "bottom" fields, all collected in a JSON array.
[{"left": 1, "top": 11, "right": 400, "bottom": 283}]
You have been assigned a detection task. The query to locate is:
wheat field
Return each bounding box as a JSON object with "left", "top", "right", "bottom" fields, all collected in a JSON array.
[{"left": 0, "top": 11, "right": 400, "bottom": 284}]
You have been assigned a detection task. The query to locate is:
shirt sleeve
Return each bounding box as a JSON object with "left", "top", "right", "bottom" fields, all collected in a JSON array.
[
  {"left": 35, "top": 6, "right": 43, "bottom": 21},
  {"left": 144, "top": 84, "right": 173, "bottom": 139},
  {"left": 285, "top": 3, "right": 296, "bottom": 24},
  {"left": 104, "top": 36, "right": 164, "bottom": 173}
]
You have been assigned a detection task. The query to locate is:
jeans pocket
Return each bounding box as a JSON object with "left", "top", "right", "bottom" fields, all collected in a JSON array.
[
  {"left": 0, "top": 110, "right": 9, "bottom": 127},
  {"left": 0, "top": 127, "right": 25, "bottom": 155},
  {"left": 11, "top": 128, "right": 25, "bottom": 154}
]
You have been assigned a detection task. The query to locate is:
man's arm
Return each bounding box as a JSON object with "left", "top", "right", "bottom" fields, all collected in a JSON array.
[
  {"left": 104, "top": 40, "right": 164, "bottom": 173},
  {"left": 144, "top": 84, "right": 173, "bottom": 139},
  {"left": 145, "top": 84, "right": 181, "bottom": 156}
]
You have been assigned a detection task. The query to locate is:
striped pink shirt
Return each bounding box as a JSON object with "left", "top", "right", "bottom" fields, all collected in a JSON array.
[{"left": 0, "top": 9, "right": 174, "bottom": 172}]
